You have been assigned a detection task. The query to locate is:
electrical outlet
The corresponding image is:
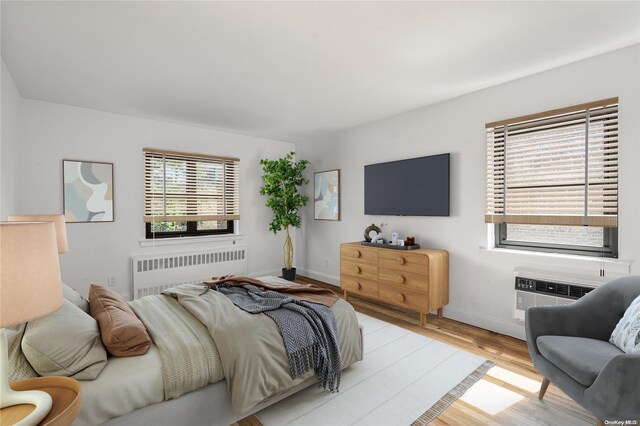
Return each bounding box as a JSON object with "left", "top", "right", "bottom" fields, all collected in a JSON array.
[
  {"left": 107, "top": 275, "right": 118, "bottom": 287},
  {"left": 325, "top": 258, "right": 331, "bottom": 269}
]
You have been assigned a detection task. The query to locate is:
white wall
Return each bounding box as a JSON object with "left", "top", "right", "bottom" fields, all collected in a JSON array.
[
  {"left": 1, "top": 60, "right": 22, "bottom": 219},
  {"left": 11, "top": 99, "right": 297, "bottom": 298},
  {"left": 299, "top": 44, "right": 640, "bottom": 339}
]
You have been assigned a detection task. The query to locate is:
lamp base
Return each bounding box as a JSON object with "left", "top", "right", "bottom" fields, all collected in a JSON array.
[{"left": 0, "top": 328, "right": 52, "bottom": 426}]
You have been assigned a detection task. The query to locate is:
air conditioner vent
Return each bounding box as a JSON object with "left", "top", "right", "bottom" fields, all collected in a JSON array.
[
  {"left": 515, "top": 277, "right": 595, "bottom": 300},
  {"left": 514, "top": 275, "right": 597, "bottom": 323},
  {"left": 569, "top": 285, "right": 594, "bottom": 299},
  {"left": 556, "top": 284, "right": 569, "bottom": 296}
]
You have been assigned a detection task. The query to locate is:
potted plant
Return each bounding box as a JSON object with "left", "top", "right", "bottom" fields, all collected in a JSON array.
[{"left": 259, "top": 152, "right": 310, "bottom": 281}]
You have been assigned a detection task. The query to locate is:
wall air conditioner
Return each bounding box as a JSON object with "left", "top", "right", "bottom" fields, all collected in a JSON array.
[{"left": 513, "top": 275, "right": 595, "bottom": 323}]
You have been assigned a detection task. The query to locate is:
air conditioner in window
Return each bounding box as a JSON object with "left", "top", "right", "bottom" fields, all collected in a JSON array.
[{"left": 513, "top": 275, "right": 595, "bottom": 323}]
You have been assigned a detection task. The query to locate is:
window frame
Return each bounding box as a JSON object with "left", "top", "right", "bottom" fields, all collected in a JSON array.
[
  {"left": 145, "top": 220, "right": 234, "bottom": 239},
  {"left": 494, "top": 223, "right": 618, "bottom": 258},
  {"left": 143, "top": 148, "right": 240, "bottom": 240}
]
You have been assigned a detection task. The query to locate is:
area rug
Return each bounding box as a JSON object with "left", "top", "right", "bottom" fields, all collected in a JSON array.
[{"left": 256, "top": 312, "right": 494, "bottom": 426}]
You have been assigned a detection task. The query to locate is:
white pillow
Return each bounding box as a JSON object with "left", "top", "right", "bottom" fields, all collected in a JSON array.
[
  {"left": 62, "top": 282, "right": 90, "bottom": 313},
  {"left": 22, "top": 299, "right": 107, "bottom": 380},
  {"left": 610, "top": 294, "right": 640, "bottom": 354}
]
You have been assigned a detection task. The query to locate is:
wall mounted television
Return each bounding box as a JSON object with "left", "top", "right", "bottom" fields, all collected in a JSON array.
[{"left": 364, "top": 153, "right": 450, "bottom": 216}]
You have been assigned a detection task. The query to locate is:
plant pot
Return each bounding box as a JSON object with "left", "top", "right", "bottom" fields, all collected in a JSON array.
[{"left": 282, "top": 267, "right": 296, "bottom": 281}]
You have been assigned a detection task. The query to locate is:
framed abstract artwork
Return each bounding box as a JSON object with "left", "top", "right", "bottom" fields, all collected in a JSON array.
[
  {"left": 63, "top": 160, "right": 114, "bottom": 223},
  {"left": 314, "top": 169, "right": 340, "bottom": 221}
]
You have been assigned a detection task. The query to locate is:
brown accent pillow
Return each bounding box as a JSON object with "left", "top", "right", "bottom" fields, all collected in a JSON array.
[{"left": 89, "top": 284, "right": 151, "bottom": 357}]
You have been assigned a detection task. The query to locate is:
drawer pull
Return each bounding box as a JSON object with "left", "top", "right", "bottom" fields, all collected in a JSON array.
[
  {"left": 396, "top": 257, "right": 406, "bottom": 265},
  {"left": 356, "top": 282, "right": 362, "bottom": 290},
  {"left": 354, "top": 266, "right": 361, "bottom": 274},
  {"left": 396, "top": 275, "right": 405, "bottom": 284},
  {"left": 394, "top": 293, "right": 405, "bottom": 303},
  {"left": 354, "top": 250, "right": 361, "bottom": 258}
]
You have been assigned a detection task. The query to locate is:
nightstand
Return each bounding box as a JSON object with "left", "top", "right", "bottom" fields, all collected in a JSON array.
[{"left": 0, "top": 377, "right": 81, "bottom": 426}]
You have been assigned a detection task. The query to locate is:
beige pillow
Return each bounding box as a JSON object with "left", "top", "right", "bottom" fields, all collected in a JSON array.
[
  {"left": 89, "top": 284, "right": 151, "bottom": 357},
  {"left": 6, "top": 324, "right": 38, "bottom": 382},
  {"left": 22, "top": 299, "right": 107, "bottom": 380},
  {"left": 62, "top": 282, "right": 90, "bottom": 313}
]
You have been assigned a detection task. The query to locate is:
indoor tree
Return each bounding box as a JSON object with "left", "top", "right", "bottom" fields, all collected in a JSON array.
[{"left": 259, "top": 152, "right": 310, "bottom": 280}]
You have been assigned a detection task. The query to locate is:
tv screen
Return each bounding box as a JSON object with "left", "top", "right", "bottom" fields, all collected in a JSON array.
[{"left": 364, "top": 153, "right": 450, "bottom": 216}]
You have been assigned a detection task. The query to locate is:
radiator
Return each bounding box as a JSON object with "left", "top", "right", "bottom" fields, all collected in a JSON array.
[{"left": 131, "top": 245, "right": 247, "bottom": 299}]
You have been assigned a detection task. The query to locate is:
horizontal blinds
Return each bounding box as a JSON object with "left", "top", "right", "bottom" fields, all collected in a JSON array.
[
  {"left": 486, "top": 98, "right": 618, "bottom": 228},
  {"left": 144, "top": 149, "right": 240, "bottom": 223}
]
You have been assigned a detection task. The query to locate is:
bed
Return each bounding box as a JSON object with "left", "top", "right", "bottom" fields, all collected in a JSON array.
[{"left": 73, "top": 276, "right": 363, "bottom": 425}]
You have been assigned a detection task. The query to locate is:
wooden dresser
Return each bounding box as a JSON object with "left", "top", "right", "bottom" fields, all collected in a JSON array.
[{"left": 339, "top": 242, "right": 449, "bottom": 325}]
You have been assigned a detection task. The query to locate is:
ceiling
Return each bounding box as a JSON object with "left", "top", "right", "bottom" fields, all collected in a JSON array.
[{"left": 2, "top": 1, "right": 639, "bottom": 142}]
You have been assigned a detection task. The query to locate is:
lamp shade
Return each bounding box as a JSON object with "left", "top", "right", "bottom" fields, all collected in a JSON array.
[
  {"left": 8, "top": 214, "right": 68, "bottom": 254},
  {"left": 0, "top": 222, "right": 64, "bottom": 328}
]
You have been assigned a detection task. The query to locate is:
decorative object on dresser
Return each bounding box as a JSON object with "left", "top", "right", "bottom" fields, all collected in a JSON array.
[
  {"left": 63, "top": 159, "right": 114, "bottom": 223},
  {"left": 340, "top": 242, "right": 448, "bottom": 325},
  {"left": 314, "top": 169, "right": 340, "bottom": 220},
  {"left": 363, "top": 223, "right": 383, "bottom": 242},
  {"left": 260, "top": 152, "right": 310, "bottom": 281},
  {"left": 0, "top": 222, "right": 65, "bottom": 425}
]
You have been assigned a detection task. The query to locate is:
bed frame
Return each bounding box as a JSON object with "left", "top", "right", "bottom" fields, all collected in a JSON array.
[{"left": 98, "top": 325, "right": 364, "bottom": 426}]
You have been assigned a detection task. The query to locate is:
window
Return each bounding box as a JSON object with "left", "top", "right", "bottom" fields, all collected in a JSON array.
[
  {"left": 144, "top": 148, "right": 240, "bottom": 238},
  {"left": 486, "top": 98, "right": 618, "bottom": 257}
]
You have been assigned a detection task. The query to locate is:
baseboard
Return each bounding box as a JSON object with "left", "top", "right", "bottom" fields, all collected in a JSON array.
[
  {"left": 297, "top": 268, "right": 340, "bottom": 286},
  {"left": 443, "top": 306, "right": 526, "bottom": 340}
]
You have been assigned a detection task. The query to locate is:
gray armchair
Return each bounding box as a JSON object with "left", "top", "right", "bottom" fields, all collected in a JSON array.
[{"left": 526, "top": 275, "right": 640, "bottom": 426}]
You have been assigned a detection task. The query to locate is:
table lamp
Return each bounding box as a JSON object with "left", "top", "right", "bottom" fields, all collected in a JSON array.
[
  {"left": 8, "top": 214, "right": 69, "bottom": 254},
  {"left": 0, "top": 222, "right": 64, "bottom": 425}
]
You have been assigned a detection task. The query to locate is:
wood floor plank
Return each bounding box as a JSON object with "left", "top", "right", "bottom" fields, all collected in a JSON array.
[{"left": 233, "top": 276, "right": 596, "bottom": 426}]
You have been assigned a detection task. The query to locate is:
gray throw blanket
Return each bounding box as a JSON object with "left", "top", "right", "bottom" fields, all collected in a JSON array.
[{"left": 211, "top": 283, "right": 342, "bottom": 393}]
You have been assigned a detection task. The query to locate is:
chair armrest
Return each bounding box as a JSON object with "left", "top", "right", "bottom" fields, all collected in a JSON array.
[
  {"left": 585, "top": 354, "right": 640, "bottom": 420},
  {"left": 526, "top": 285, "right": 628, "bottom": 357},
  {"left": 525, "top": 302, "right": 594, "bottom": 356}
]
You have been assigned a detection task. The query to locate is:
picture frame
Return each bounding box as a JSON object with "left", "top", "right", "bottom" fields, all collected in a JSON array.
[
  {"left": 314, "top": 169, "right": 340, "bottom": 221},
  {"left": 63, "top": 159, "right": 115, "bottom": 223}
]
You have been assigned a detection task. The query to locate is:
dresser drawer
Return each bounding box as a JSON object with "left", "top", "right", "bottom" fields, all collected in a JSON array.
[
  {"left": 379, "top": 284, "right": 428, "bottom": 312},
  {"left": 379, "top": 268, "right": 429, "bottom": 292},
  {"left": 340, "top": 245, "right": 377, "bottom": 264},
  {"left": 340, "top": 260, "right": 378, "bottom": 280},
  {"left": 379, "top": 251, "right": 428, "bottom": 274},
  {"left": 340, "top": 276, "right": 378, "bottom": 298}
]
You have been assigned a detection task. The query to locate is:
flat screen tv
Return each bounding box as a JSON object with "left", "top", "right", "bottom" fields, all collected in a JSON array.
[{"left": 364, "top": 153, "right": 450, "bottom": 216}]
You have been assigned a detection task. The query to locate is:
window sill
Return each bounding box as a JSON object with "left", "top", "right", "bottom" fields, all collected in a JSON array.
[
  {"left": 139, "top": 233, "right": 244, "bottom": 248},
  {"left": 479, "top": 247, "right": 632, "bottom": 275}
]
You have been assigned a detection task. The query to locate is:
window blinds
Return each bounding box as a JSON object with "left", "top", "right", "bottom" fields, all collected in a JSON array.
[
  {"left": 143, "top": 148, "right": 240, "bottom": 223},
  {"left": 485, "top": 97, "right": 618, "bottom": 228}
]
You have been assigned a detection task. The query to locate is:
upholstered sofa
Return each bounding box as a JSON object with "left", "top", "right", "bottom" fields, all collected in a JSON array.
[{"left": 526, "top": 275, "right": 640, "bottom": 425}]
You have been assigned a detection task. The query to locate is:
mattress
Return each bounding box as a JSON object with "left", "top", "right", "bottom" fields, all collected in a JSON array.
[{"left": 75, "top": 345, "right": 164, "bottom": 425}]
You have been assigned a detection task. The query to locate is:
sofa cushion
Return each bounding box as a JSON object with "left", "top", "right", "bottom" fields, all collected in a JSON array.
[
  {"left": 610, "top": 293, "right": 640, "bottom": 354},
  {"left": 537, "top": 335, "right": 624, "bottom": 387}
]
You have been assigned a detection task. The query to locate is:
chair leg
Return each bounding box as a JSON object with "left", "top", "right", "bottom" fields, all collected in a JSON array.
[
  {"left": 538, "top": 377, "right": 550, "bottom": 400},
  {"left": 596, "top": 420, "right": 605, "bottom": 426}
]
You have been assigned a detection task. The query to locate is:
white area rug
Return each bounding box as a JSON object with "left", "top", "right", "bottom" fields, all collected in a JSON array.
[{"left": 256, "top": 312, "right": 492, "bottom": 426}]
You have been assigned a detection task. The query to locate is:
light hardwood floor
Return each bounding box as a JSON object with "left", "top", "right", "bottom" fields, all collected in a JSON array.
[{"left": 236, "top": 276, "right": 595, "bottom": 426}]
